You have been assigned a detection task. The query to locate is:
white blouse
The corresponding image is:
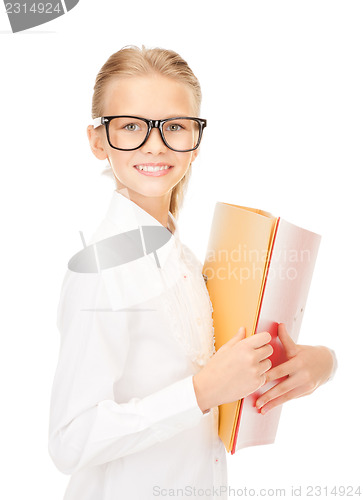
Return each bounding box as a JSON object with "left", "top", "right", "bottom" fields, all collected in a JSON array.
[{"left": 48, "top": 189, "right": 228, "bottom": 500}]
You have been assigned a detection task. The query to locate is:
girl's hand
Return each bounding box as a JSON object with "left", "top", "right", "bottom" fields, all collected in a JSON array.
[
  {"left": 193, "top": 327, "right": 273, "bottom": 413},
  {"left": 255, "top": 323, "right": 335, "bottom": 414}
]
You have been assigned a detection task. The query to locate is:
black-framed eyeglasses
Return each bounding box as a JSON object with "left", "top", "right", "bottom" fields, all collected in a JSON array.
[{"left": 93, "top": 115, "right": 207, "bottom": 152}]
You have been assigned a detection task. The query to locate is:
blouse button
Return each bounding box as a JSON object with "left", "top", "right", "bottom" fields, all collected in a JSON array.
[{"left": 196, "top": 317, "right": 202, "bottom": 326}]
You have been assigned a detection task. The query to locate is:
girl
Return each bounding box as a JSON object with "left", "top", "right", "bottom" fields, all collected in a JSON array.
[{"left": 48, "top": 45, "right": 337, "bottom": 500}]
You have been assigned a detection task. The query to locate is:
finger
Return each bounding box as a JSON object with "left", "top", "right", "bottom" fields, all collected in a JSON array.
[
  {"left": 257, "top": 385, "right": 310, "bottom": 414},
  {"left": 233, "top": 326, "right": 246, "bottom": 342},
  {"left": 278, "top": 323, "right": 298, "bottom": 357},
  {"left": 221, "top": 326, "right": 246, "bottom": 349},
  {"left": 259, "top": 357, "right": 273, "bottom": 374},
  {"left": 256, "top": 376, "right": 297, "bottom": 409},
  {"left": 255, "top": 343, "right": 274, "bottom": 362},
  {"left": 264, "top": 358, "right": 296, "bottom": 383},
  {"left": 248, "top": 331, "right": 272, "bottom": 348},
  {"left": 239, "top": 326, "right": 246, "bottom": 340},
  {"left": 258, "top": 372, "right": 267, "bottom": 389}
]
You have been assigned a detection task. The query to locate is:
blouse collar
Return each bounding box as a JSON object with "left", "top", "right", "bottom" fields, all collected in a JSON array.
[
  {"left": 80, "top": 189, "right": 181, "bottom": 273},
  {"left": 105, "top": 189, "right": 180, "bottom": 240},
  {"left": 87, "top": 189, "right": 181, "bottom": 244}
]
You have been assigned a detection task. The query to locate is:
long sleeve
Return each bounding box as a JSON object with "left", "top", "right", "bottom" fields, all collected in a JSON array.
[{"left": 48, "top": 269, "right": 207, "bottom": 476}]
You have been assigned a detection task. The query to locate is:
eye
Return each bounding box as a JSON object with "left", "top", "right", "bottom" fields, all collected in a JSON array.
[
  {"left": 166, "top": 122, "right": 183, "bottom": 132},
  {"left": 124, "top": 123, "right": 140, "bottom": 132}
]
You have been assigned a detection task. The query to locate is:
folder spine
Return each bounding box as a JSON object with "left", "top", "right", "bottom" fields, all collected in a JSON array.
[{"left": 231, "top": 217, "right": 281, "bottom": 455}]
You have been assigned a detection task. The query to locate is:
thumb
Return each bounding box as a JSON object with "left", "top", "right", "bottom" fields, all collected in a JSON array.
[
  {"left": 217, "top": 326, "right": 246, "bottom": 353},
  {"left": 278, "top": 323, "right": 298, "bottom": 357},
  {"left": 229, "top": 326, "right": 246, "bottom": 345}
]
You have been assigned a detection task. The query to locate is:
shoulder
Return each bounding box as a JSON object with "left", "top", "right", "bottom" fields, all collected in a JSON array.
[{"left": 56, "top": 268, "right": 106, "bottom": 329}]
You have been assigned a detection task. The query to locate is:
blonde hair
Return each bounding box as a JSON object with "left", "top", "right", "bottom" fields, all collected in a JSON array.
[{"left": 91, "top": 45, "right": 203, "bottom": 219}]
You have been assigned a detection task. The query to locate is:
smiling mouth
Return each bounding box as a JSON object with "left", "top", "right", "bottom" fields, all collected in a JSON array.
[{"left": 134, "top": 164, "right": 173, "bottom": 172}]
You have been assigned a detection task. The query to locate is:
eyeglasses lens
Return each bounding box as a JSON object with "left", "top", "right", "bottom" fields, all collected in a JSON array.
[{"left": 108, "top": 118, "right": 201, "bottom": 151}]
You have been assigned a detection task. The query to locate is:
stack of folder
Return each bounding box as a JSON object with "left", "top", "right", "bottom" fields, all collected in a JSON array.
[{"left": 202, "top": 202, "right": 321, "bottom": 454}]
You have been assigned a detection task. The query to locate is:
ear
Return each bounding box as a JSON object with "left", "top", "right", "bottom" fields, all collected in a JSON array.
[
  {"left": 190, "top": 147, "right": 200, "bottom": 164},
  {"left": 87, "top": 125, "right": 109, "bottom": 160}
]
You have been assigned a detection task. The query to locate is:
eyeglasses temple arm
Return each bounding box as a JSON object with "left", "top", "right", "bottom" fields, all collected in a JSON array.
[{"left": 93, "top": 117, "right": 103, "bottom": 128}]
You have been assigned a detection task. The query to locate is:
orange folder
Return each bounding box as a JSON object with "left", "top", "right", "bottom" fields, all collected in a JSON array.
[{"left": 202, "top": 202, "right": 321, "bottom": 453}]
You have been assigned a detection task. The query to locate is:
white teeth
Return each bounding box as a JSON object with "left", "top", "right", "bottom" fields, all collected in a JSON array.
[{"left": 135, "top": 165, "right": 171, "bottom": 172}]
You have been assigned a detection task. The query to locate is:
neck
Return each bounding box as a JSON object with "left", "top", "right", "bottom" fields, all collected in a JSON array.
[{"left": 117, "top": 188, "right": 172, "bottom": 229}]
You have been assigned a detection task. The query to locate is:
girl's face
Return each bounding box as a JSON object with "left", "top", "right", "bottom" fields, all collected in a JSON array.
[{"left": 88, "top": 74, "right": 199, "bottom": 208}]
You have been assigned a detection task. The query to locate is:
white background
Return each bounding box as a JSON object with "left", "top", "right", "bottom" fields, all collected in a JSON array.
[{"left": 1, "top": 1, "right": 362, "bottom": 498}]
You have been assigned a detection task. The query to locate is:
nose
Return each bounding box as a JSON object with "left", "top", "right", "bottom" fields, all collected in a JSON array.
[{"left": 141, "top": 127, "right": 168, "bottom": 154}]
